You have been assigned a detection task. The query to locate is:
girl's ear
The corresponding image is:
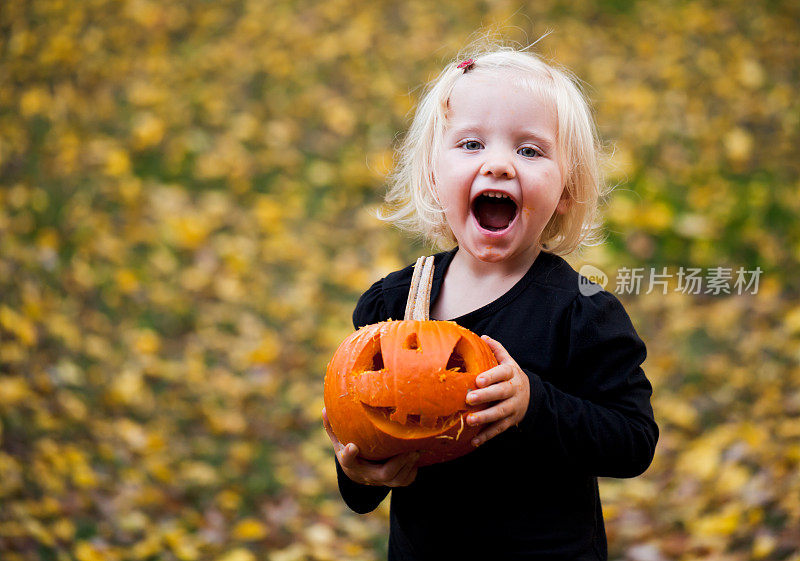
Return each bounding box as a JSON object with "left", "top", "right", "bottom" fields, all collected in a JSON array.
[
  {"left": 555, "top": 187, "right": 570, "bottom": 215},
  {"left": 429, "top": 173, "right": 443, "bottom": 207}
]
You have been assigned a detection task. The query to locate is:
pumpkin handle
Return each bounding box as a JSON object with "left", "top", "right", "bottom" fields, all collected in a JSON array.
[{"left": 404, "top": 255, "right": 435, "bottom": 321}]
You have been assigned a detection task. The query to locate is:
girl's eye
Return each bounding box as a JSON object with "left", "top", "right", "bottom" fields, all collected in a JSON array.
[
  {"left": 462, "top": 140, "right": 483, "bottom": 150},
  {"left": 518, "top": 146, "right": 541, "bottom": 158}
]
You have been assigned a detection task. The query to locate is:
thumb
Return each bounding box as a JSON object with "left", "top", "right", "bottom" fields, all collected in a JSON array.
[{"left": 481, "top": 335, "right": 513, "bottom": 364}]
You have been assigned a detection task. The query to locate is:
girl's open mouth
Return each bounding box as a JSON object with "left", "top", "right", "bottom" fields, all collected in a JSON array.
[{"left": 471, "top": 192, "right": 518, "bottom": 233}]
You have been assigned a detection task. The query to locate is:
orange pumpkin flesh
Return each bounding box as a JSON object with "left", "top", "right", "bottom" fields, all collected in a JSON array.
[{"left": 324, "top": 320, "right": 498, "bottom": 467}]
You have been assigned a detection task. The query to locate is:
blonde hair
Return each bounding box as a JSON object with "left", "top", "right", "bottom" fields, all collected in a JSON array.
[{"left": 378, "top": 44, "right": 609, "bottom": 255}]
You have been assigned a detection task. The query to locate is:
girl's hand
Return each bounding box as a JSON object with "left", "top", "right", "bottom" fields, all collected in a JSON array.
[
  {"left": 323, "top": 408, "right": 419, "bottom": 487},
  {"left": 465, "top": 335, "right": 531, "bottom": 447}
]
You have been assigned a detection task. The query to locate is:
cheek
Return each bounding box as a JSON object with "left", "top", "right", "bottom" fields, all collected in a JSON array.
[
  {"left": 436, "top": 179, "right": 471, "bottom": 215},
  {"left": 538, "top": 167, "right": 565, "bottom": 204},
  {"left": 542, "top": 164, "right": 563, "bottom": 186}
]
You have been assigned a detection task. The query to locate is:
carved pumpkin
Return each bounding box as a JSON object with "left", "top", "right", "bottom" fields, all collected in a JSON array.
[{"left": 324, "top": 319, "right": 497, "bottom": 466}]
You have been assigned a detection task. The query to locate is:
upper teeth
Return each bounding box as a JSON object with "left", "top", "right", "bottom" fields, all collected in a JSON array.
[{"left": 483, "top": 192, "right": 510, "bottom": 199}]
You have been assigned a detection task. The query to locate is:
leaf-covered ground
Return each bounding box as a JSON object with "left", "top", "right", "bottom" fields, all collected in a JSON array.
[{"left": 1, "top": 1, "right": 799, "bottom": 559}]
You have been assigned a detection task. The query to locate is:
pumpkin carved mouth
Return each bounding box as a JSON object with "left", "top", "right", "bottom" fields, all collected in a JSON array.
[{"left": 360, "top": 402, "right": 467, "bottom": 439}]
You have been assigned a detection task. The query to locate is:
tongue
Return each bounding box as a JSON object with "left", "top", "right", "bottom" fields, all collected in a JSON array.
[{"left": 475, "top": 198, "right": 516, "bottom": 230}]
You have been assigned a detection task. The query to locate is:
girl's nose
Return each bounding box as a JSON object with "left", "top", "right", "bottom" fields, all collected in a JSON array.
[{"left": 479, "top": 152, "right": 516, "bottom": 179}]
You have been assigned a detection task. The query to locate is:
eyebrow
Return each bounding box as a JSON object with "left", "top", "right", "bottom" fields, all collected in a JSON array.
[{"left": 518, "top": 130, "right": 555, "bottom": 151}]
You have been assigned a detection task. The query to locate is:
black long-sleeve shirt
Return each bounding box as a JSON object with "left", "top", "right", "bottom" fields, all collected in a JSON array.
[{"left": 335, "top": 248, "right": 658, "bottom": 560}]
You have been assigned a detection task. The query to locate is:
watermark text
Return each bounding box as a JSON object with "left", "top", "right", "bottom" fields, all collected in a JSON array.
[{"left": 578, "top": 265, "right": 762, "bottom": 297}]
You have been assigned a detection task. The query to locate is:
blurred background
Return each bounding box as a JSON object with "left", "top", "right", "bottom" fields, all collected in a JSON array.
[{"left": 1, "top": 0, "right": 799, "bottom": 559}]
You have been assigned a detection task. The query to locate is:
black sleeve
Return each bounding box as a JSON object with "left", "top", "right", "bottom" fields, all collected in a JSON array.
[
  {"left": 517, "top": 290, "right": 658, "bottom": 478},
  {"left": 335, "top": 457, "right": 390, "bottom": 514},
  {"left": 353, "top": 278, "right": 388, "bottom": 329},
  {"left": 334, "top": 278, "right": 391, "bottom": 513}
]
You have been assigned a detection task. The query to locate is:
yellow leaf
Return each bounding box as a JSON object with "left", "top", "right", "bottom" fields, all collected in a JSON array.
[
  {"left": 168, "top": 215, "right": 211, "bottom": 250},
  {"left": 676, "top": 441, "right": 719, "bottom": 479},
  {"left": 724, "top": 128, "right": 753, "bottom": 163},
  {"left": 58, "top": 391, "right": 88, "bottom": 421},
  {"left": 0, "top": 377, "right": 31, "bottom": 406},
  {"left": 231, "top": 518, "right": 268, "bottom": 541},
  {"left": 0, "top": 305, "right": 37, "bottom": 346},
  {"left": 20, "top": 87, "right": 51, "bottom": 117},
  {"left": 639, "top": 201, "right": 674, "bottom": 233},
  {"left": 172, "top": 540, "right": 199, "bottom": 561},
  {"left": 72, "top": 464, "right": 98, "bottom": 489},
  {"left": 108, "top": 369, "right": 144, "bottom": 406},
  {"left": 216, "top": 490, "right": 241, "bottom": 511},
  {"left": 117, "top": 419, "right": 148, "bottom": 451},
  {"left": 752, "top": 533, "right": 777, "bottom": 558},
  {"left": 607, "top": 196, "right": 635, "bottom": 226},
  {"left": 133, "top": 112, "right": 165, "bottom": 149},
  {"left": 716, "top": 464, "right": 749, "bottom": 495},
  {"left": 36, "top": 227, "right": 59, "bottom": 250},
  {"left": 307, "top": 161, "right": 334, "bottom": 187},
  {"left": 180, "top": 461, "right": 218, "bottom": 486},
  {"left": 323, "top": 100, "right": 355, "bottom": 135},
  {"left": 739, "top": 58, "right": 764, "bottom": 89},
  {"left": 216, "top": 548, "right": 255, "bottom": 561},
  {"left": 52, "top": 518, "right": 75, "bottom": 541},
  {"left": 132, "top": 535, "right": 162, "bottom": 560},
  {"left": 115, "top": 269, "right": 140, "bottom": 294},
  {"left": 689, "top": 504, "right": 741, "bottom": 537},
  {"left": 23, "top": 518, "right": 54, "bottom": 546},
  {"left": 304, "top": 523, "right": 334, "bottom": 546},
  {"left": 269, "top": 544, "right": 307, "bottom": 561},
  {"left": 657, "top": 396, "right": 698, "bottom": 431},
  {"left": 105, "top": 148, "right": 132, "bottom": 176},
  {"left": 133, "top": 329, "right": 161, "bottom": 355},
  {"left": 368, "top": 149, "right": 394, "bottom": 178},
  {"left": 254, "top": 196, "right": 283, "bottom": 234},
  {"left": 74, "top": 541, "right": 105, "bottom": 561},
  {"left": 784, "top": 305, "right": 800, "bottom": 335},
  {"left": 207, "top": 410, "right": 246, "bottom": 435},
  {"left": 247, "top": 332, "right": 279, "bottom": 365},
  {"left": 606, "top": 146, "right": 635, "bottom": 180}
]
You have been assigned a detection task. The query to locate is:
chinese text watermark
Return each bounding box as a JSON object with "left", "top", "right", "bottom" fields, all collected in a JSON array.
[{"left": 578, "top": 265, "right": 763, "bottom": 297}]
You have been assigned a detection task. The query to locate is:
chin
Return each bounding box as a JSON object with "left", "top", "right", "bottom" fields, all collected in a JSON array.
[{"left": 464, "top": 241, "right": 514, "bottom": 263}]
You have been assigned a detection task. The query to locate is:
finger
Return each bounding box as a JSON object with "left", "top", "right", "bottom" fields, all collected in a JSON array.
[
  {"left": 378, "top": 451, "right": 419, "bottom": 483},
  {"left": 355, "top": 453, "right": 408, "bottom": 487},
  {"left": 466, "top": 379, "right": 514, "bottom": 405},
  {"left": 467, "top": 399, "right": 513, "bottom": 426},
  {"left": 402, "top": 466, "right": 419, "bottom": 487},
  {"left": 322, "top": 409, "right": 342, "bottom": 452},
  {"left": 394, "top": 464, "right": 419, "bottom": 487},
  {"left": 472, "top": 417, "right": 514, "bottom": 447},
  {"left": 338, "top": 442, "right": 361, "bottom": 469},
  {"left": 474, "top": 364, "right": 513, "bottom": 389},
  {"left": 386, "top": 454, "right": 419, "bottom": 487},
  {"left": 481, "top": 335, "right": 515, "bottom": 365}
]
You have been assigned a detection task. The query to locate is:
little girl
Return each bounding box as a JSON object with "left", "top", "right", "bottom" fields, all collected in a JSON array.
[{"left": 323, "top": 46, "right": 658, "bottom": 560}]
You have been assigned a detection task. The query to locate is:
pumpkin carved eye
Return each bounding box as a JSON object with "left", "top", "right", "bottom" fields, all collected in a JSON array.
[
  {"left": 324, "top": 320, "right": 498, "bottom": 466},
  {"left": 446, "top": 343, "right": 466, "bottom": 373},
  {"left": 370, "top": 348, "right": 384, "bottom": 371}
]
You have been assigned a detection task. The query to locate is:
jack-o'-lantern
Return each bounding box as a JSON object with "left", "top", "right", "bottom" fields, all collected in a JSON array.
[{"left": 323, "top": 256, "right": 498, "bottom": 467}]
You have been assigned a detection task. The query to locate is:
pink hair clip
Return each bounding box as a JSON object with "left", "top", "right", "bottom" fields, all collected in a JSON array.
[{"left": 457, "top": 58, "right": 475, "bottom": 71}]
